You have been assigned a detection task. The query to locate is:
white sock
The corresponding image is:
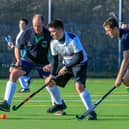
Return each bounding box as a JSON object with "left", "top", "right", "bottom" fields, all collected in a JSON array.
[
  {"left": 18, "top": 76, "right": 28, "bottom": 89},
  {"left": 22, "top": 76, "right": 31, "bottom": 83},
  {"left": 46, "top": 86, "right": 62, "bottom": 105},
  {"left": 4, "top": 81, "right": 16, "bottom": 105},
  {"left": 79, "top": 89, "right": 93, "bottom": 110},
  {"left": 46, "top": 87, "right": 55, "bottom": 105}
]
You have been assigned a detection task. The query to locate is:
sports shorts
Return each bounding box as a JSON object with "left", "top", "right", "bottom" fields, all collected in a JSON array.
[
  {"left": 20, "top": 60, "right": 50, "bottom": 78},
  {"left": 54, "top": 61, "right": 88, "bottom": 87}
]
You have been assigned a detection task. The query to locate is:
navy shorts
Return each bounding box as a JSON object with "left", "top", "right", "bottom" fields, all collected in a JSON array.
[
  {"left": 54, "top": 61, "right": 88, "bottom": 87},
  {"left": 21, "top": 60, "right": 50, "bottom": 78}
]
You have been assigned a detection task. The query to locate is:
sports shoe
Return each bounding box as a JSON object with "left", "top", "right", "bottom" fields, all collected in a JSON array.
[
  {"left": 47, "top": 100, "right": 67, "bottom": 113},
  {"left": 54, "top": 110, "right": 66, "bottom": 116},
  {"left": 88, "top": 111, "right": 97, "bottom": 120},
  {"left": 0, "top": 101, "right": 10, "bottom": 112},
  {"left": 18, "top": 88, "right": 30, "bottom": 93}
]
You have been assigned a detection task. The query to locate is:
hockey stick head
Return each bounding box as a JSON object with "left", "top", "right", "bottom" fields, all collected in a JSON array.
[
  {"left": 12, "top": 105, "right": 17, "bottom": 111},
  {"left": 75, "top": 115, "right": 85, "bottom": 120}
]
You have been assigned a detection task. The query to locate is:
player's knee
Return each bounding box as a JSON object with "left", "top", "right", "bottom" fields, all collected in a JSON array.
[
  {"left": 10, "top": 70, "right": 24, "bottom": 82},
  {"left": 75, "top": 82, "right": 85, "bottom": 93},
  {"left": 47, "top": 80, "right": 56, "bottom": 87}
]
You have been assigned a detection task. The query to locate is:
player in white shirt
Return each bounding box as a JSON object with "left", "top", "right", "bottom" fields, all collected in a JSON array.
[
  {"left": 5, "top": 18, "right": 31, "bottom": 92},
  {"left": 46, "top": 19, "right": 97, "bottom": 120}
]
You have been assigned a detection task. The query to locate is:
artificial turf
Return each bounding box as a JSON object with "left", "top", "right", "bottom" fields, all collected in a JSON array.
[{"left": 0, "top": 78, "right": 129, "bottom": 129}]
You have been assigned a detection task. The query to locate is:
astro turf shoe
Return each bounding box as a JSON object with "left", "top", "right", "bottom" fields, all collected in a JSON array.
[
  {"left": 18, "top": 88, "right": 30, "bottom": 93},
  {"left": 54, "top": 110, "right": 66, "bottom": 116},
  {"left": 0, "top": 101, "right": 10, "bottom": 112},
  {"left": 88, "top": 111, "right": 97, "bottom": 120},
  {"left": 47, "top": 100, "right": 67, "bottom": 113}
]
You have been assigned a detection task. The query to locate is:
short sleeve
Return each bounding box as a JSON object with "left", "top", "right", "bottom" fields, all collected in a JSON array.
[{"left": 122, "top": 34, "right": 129, "bottom": 51}]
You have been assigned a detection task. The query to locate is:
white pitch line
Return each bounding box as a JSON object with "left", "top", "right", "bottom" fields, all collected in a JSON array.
[
  {"left": 9, "top": 98, "right": 129, "bottom": 103},
  {"left": 14, "top": 94, "right": 129, "bottom": 98}
]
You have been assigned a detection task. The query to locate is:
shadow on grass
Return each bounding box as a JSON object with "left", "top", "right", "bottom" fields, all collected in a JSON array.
[
  {"left": 6, "top": 113, "right": 129, "bottom": 121},
  {"left": 7, "top": 117, "right": 75, "bottom": 120}
]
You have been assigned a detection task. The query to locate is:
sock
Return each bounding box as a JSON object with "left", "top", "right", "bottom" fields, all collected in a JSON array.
[
  {"left": 18, "top": 76, "right": 28, "bottom": 89},
  {"left": 22, "top": 76, "right": 31, "bottom": 83},
  {"left": 46, "top": 85, "right": 62, "bottom": 105},
  {"left": 79, "top": 89, "right": 93, "bottom": 110},
  {"left": 4, "top": 81, "right": 16, "bottom": 105},
  {"left": 46, "top": 87, "right": 55, "bottom": 105}
]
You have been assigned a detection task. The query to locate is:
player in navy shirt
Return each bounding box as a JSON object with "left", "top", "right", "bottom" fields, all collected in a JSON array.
[
  {"left": 103, "top": 17, "right": 129, "bottom": 87},
  {"left": 0, "top": 14, "right": 66, "bottom": 114}
]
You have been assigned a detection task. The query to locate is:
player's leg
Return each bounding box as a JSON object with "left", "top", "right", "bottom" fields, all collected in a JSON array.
[
  {"left": 10, "top": 59, "right": 31, "bottom": 93},
  {"left": 73, "top": 63, "right": 97, "bottom": 120},
  {"left": 45, "top": 85, "right": 67, "bottom": 113},
  {"left": 76, "top": 82, "right": 97, "bottom": 120},
  {"left": 37, "top": 68, "right": 67, "bottom": 113},
  {"left": 46, "top": 72, "right": 72, "bottom": 114},
  {"left": 0, "top": 68, "right": 26, "bottom": 112},
  {"left": 18, "top": 71, "right": 31, "bottom": 93},
  {"left": 23, "top": 75, "right": 31, "bottom": 86},
  {"left": 18, "top": 60, "right": 33, "bottom": 92},
  {"left": 45, "top": 86, "right": 56, "bottom": 106},
  {"left": 18, "top": 75, "right": 30, "bottom": 93},
  {"left": 0, "top": 60, "right": 32, "bottom": 112}
]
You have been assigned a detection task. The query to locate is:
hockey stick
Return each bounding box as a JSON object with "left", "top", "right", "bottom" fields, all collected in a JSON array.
[
  {"left": 12, "top": 66, "right": 70, "bottom": 111},
  {"left": 75, "top": 86, "right": 116, "bottom": 120},
  {"left": 12, "top": 82, "right": 49, "bottom": 111}
]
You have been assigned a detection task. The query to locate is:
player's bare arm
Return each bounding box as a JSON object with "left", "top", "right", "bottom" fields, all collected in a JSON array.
[
  {"left": 14, "top": 47, "right": 22, "bottom": 67},
  {"left": 115, "top": 50, "right": 129, "bottom": 87}
]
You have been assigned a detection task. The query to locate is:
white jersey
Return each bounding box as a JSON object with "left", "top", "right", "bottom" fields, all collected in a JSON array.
[
  {"left": 50, "top": 32, "right": 88, "bottom": 65},
  {"left": 15, "top": 30, "right": 25, "bottom": 57},
  {"left": 15, "top": 30, "right": 24, "bottom": 46}
]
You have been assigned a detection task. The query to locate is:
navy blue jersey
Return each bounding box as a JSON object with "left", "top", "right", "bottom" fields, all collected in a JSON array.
[
  {"left": 120, "top": 29, "right": 129, "bottom": 51},
  {"left": 16, "top": 27, "right": 51, "bottom": 65}
]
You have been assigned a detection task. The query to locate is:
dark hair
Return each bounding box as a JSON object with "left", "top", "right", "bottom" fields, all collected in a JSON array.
[
  {"left": 20, "top": 18, "right": 28, "bottom": 25},
  {"left": 103, "top": 17, "right": 118, "bottom": 29},
  {"left": 48, "top": 19, "right": 64, "bottom": 29}
]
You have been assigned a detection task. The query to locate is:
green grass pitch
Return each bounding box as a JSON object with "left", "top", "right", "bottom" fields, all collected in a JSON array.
[{"left": 0, "top": 78, "right": 129, "bottom": 129}]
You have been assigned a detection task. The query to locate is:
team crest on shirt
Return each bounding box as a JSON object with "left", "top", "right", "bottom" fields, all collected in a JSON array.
[{"left": 41, "top": 41, "right": 47, "bottom": 48}]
